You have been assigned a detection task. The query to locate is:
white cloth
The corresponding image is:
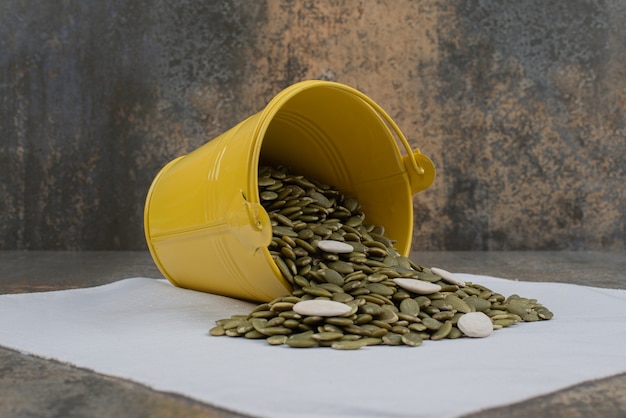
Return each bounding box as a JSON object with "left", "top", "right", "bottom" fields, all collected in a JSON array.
[{"left": 0, "top": 275, "right": 625, "bottom": 418}]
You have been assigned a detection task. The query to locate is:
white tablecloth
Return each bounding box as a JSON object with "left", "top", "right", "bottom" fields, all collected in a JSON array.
[{"left": 1, "top": 274, "right": 625, "bottom": 418}]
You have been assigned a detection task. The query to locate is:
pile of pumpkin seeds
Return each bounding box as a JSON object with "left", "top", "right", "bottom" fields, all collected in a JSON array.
[{"left": 209, "top": 165, "right": 553, "bottom": 349}]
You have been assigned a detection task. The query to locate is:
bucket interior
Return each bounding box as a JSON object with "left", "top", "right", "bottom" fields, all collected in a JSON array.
[{"left": 258, "top": 85, "right": 414, "bottom": 254}]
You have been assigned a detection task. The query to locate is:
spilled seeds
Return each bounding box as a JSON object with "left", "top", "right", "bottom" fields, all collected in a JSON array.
[{"left": 209, "top": 165, "right": 554, "bottom": 349}]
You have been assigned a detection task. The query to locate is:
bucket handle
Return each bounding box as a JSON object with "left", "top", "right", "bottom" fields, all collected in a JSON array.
[
  {"left": 348, "top": 87, "right": 435, "bottom": 194},
  {"left": 227, "top": 191, "right": 272, "bottom": 252}
]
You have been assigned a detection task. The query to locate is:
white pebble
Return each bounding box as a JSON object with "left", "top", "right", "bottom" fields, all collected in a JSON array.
[
  {"left": 317, "top": 240, "right": 354, "bottom": 254},
  {"left": 392, "top": 278, "right": 442, "bottom": 295},
  {"left": 293, "top": 300, "right": 352, "bottom": 317},
  {"left": 430, "top": 267, "right": 466, "bottom": 287},
  {"left": 457, "top": 312, "right": 493, "bottom": 338}
]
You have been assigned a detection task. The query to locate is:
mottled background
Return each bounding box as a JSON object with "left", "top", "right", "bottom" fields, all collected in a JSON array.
[{"left": 1, "top": 0, "right": 625, "bottom": 251}]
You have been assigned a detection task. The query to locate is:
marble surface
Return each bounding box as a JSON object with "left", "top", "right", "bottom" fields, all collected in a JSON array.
[
  {"left": 1, "top": 250, "right": 625, "bottom": 417},
  {"left": 2, "top": 1, "right": 625, "bottom": 251}
]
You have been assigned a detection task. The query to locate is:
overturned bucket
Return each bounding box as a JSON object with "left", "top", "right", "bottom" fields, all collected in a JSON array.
[{"left": 144, "top": 80, "right": 435, "bottom": 302}]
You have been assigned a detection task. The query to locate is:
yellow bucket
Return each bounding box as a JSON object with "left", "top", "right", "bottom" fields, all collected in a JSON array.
[{"left": 144, "top": 80, "right": 435, "bottom": 302}]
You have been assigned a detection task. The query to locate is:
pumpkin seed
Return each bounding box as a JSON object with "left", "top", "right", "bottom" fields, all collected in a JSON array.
[
  {"left": 331, "top": 339, "right": 368, "bottom": 350},
  {"left": 382, "top": 332, "right": 404, "bottom": 346},
  {"left": 245, "top": 330, "right": 266, "bottom": 339},
  {"left": 209, "top": 326, "right": 225, "bottom": 336},
  {"left": 259, "top": 326, "right": 292, "bottom": 336},
  {"left": 444, "top": 294, "right": 472, "bottom": 314},
  {"left": 266, "top": 335, "right": 288, "bottom": 345},
  {"left": 408, "top": 323, "right": 427, "bottom": 332},
  {"left": 312, "top": 332, "right": 344, "bottom": 341},
  {"left": 399, "top": 298, "right": 420, "bottom": 316},
  {"left": 325, "top": 317, "right": 355, "bottom": 327},
  {"left": 286, "top": 335, "right": 318, "bottom": 348},
  {"left": 401, "top": 332, "right": 423, "bottom": 347},
  {"left": 447, "top": 327, "right": 463, "bottom": 339},
  {"left": 332, "top": 292, "right": 355, "bottom": 303},
  {"left": 318, "top": 268, "right": 345, "bottom": 286},
  {"left": 433, "top": 311, "right": 456, "bottom": 321},
  {"left": 431, "top": 321, "right": 453, "bottom": 340}
]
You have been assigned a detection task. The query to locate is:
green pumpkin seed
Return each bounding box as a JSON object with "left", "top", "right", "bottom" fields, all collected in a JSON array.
[
  {"left": 376, "top": 307, "right": 399, "bottom": 324},
  {"left": 370, "top": 320, "right": 392, "bottom": 330},
  {"left": 401, "top": 332, "right": 423, "bottom": 347},
  {"left": 493, "top": 318, "right": 518, "bottom": 327},
  {"left": 250, "top": 318, "right": 268, "bottom": 331},
  {"left": 261, "top": 191, "right": 279, "bottom": 200},
  {"left": 366, "top": 282, "right": 395, "bottom": 297},
  {"left": 360, "top": 337, "right": 384, "bottom": 346},
  {"left": 414, "top": 296, "right": 431, "bottom": 308},
  {"left": 464, "top": 295, "right": 491, "bottom": 312},
  {"left": 236, "top": 322, "right": 254, "bottom": 334},
  {"left": 390, "top": 325, "right": 410, "bottom": 335},
  {"left": 421, "top": 317, "right": 444, "bottom": 331},
  {"left": 302, "top": 286, "right": 333, "bottom": 298},
  {"left": 224, "top": 329, "right": 241, "bottom": 337},
  {"left": 266, "top": 335, "right": 288, "bottom": 345},
  {"left": 209, "top": 326, "right": 225, "bottom": 336},
  {"left": 244, "top": 330, "right": 266, "bottom": 339},
  {"left": 331, "top": 339, "right": 368, "bottom": 350},
  {"left": 258, "top": 177, "right": 276, "bottom": 187},
  {"left": 272, "top": 225, "right": 298, "bottom": 237},
  {"left": 354, "top": 313, "right": 374, "bottom": 324},
  {"left": 447, "top": 326, "right": 463, "bottom": 339},
  {"left": 433, "top": 311, "right": 456, "bottom": 321},
  {"left": 408, "top": 322, "right": 427, "bottom": 332},
  {"left": 259, "top": 326, "right": 292, "bottom": 336},
  {"left": 325, "top": 317, "right": 354, "bottom": 327},
  {"left": 522, "top": 312, "right": 540, "bottom": 322},
  {"left": 397, "top": 313, "right": 420, "bottom": 323},
  {"left": 431, "top": 321, "right": 453, "bottom": 340},
  {"left": 506, "top": 300, "right": 530, "bottom": 317},
  {"left": 273, "top": 257, "right": 294, "bottom": 284},
  {"left": 399, "top": 298, "right": 420, "bottom": 316},
  {"left": 332, "top": 292, "right": 355, "bottom": 303},
  {"left": 327, "top": 260, "right": 354, "bottom": 275},
  {"left": 319, "top": 268, "right": 345, "bottom": 286},
  {"left": 302, "top": 316, "right": 324, "bottom": 325},
  {"left": 280, "top": 247, "right": 296, "bottom": 262},
  {"left": 382, "top": 332, "right": 404, "bottom": 346},
  {"left": 343, "top": 197, "right": 360, "bottom": 213},
  {"left": 361, "top": 293, "right": 394, "bottom": 306},
  {"left": 282, "top": 319, "right": 301, "bottom": 329},
  {"left": 360, "top": 303, "right": 383, "bottom": 316},
  {"left": 343, "top": 324, "right": 372, "bottom": 336},
  {"left": 345, "top": 216, "right": 364, "bottom": 227},
  {"left": 363, "top": 327, "right": 388, "bottom": 338},
  {"left": 286, "top": 336, "right": 318, "bottom": 348},
  {"left": 536, "top": 307, "right": 554, "bottom": 320},
  {"left": 266, "top": 317, "right": 286, "bottom": 328},
  {"left": 223, "top": 319, "right": 245, "bottom": 330},
  {"left": 312, "top": 332, "right": 344, "bottom": 341}
]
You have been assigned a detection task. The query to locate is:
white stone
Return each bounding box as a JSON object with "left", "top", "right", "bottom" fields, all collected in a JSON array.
[
  {"left": 317, "top": 240, "right": 354, "bottom": 254},
  {"left": 392, "top": 278, "right": 442, "bottom": 295},
  {"left": 457, "top": 312, "right": 493, "bottom": 338},
  {"left": 430, "top": 267, "right": 466, "bottom": 287},
  {"left": 293, "top": 300, "right": 352, "bottom": 317}
]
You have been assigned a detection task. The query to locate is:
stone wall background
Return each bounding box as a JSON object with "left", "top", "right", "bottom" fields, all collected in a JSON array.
[{"left": 1, "top": 0, "right": 625, "bottom": 251}]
